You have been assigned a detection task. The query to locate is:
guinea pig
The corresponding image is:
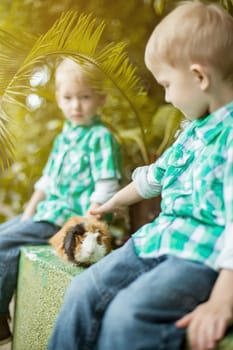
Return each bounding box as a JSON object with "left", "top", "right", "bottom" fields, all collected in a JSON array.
[{"left": 49, "top": 216, "right": 112, "bottom": 267}]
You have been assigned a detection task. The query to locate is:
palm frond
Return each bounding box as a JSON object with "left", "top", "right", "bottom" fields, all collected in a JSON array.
[
  {"left": 0, "top": 107, "right": 15, "bottom": 170},
  {"left": 0, "top": 11, "right": 150, "bottom": 165},
  {"left": 0, "top": 29, "right": 37, "bottom": 94},
  {"left": 0, "top": 28, "right": 37, "bottom": 169}
]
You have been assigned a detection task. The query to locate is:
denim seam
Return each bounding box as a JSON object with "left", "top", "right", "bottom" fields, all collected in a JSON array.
[{"left": 83, "top": 292, "right": 113, "bottom": 350}]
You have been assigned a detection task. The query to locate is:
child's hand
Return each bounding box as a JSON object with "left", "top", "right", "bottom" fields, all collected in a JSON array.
[
  {"left": 90, "top": 182, "right": 141, "bottom": 219},
  {"left": 85, "top": 202, "right": 102, "bottom": 219},
  {"left": 176, "top": 300, "right": 233, "bottom": 350},
  {"left": 90, "top": 199, "right": 116, "bottom": 219}
]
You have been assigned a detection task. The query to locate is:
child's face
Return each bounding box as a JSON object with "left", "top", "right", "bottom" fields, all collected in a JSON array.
[
  {"left": 56, "top": 77, "right": 105, "bottom": 126},
  {"left": 147, "top": 62, "right": 209, "bottom": 121}
]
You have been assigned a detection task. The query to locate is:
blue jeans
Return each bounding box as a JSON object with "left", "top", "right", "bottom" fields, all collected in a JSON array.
[
  {"left": 48, "top": 238, "right": 218, "bottom": 350},
  {"left": 0, "top": 215, "right": 59, "bottom": 315}
]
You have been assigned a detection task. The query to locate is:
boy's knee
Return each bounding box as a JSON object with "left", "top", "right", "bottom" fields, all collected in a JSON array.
[{"left": 102, "top": 292, "right": 136, "bottom": 333}]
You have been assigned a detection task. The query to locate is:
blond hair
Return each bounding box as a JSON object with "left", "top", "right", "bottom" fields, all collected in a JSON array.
[
  {"left": 55, "top": 57, "right": 105, "bottom": 93},
  {"left": 145, "top": 1, "right": 233, "bottom": 84}
]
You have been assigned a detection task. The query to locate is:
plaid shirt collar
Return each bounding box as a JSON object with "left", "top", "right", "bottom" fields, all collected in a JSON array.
[
  {"left": 190, "top": 100, "right": 233, "bottom": 145},
  {"left": 61, "top": 115, "right": 101, "bottom": 144}
]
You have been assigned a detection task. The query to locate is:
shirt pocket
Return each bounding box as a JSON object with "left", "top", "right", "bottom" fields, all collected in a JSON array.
[
  {"left": 58, "top": 150, "right": 90, "bottom": 187},
  {"left": 192, "top": 152, "right": 224, "bottom": 216},
  {"left": 193, "top": 176, "right": 223, "bottom": 212}
]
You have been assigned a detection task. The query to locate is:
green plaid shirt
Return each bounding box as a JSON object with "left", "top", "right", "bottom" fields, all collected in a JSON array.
[
  {"left": 133, "top": 101, "right": 233, "bottom": 271},
  {"left": 33, "top": 117, "right": 122, "bottom": 226}
]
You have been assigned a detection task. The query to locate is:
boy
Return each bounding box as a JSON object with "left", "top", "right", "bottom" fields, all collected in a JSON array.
[
  {"left": 0, "top": 58, "right": 122, "bottom": 345},
  {"left": 47, "top": 2, "right": 233, "bottom": 350}
]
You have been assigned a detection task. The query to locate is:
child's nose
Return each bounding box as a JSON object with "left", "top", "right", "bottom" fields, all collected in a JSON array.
[{"left": 72, "top": 98, "right": 81, "bottom": 109}]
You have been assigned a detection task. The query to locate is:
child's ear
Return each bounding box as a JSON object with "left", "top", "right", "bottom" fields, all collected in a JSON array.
[{"left": 190, "top": 64, "right": 210, "bottom": 91}]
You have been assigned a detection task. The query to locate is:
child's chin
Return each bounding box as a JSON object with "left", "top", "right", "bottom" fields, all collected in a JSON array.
[
  {"left": 70, "top": 119, "right": 86, "bottom": 126},
  {"left": 70, "top": 117, "right": 92, "bottom": 126}
]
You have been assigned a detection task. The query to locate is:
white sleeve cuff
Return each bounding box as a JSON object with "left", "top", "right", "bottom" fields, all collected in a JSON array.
[
  {"left": 90, "top": 179, "right": 120, "bottom": 204},
  {"left": 132, "top": 165, "right": 161, "bottom": 199}
]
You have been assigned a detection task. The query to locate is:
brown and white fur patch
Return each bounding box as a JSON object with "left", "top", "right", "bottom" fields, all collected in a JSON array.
[{"left": 49, "top": 216, "right": 112, "bottom": 267}]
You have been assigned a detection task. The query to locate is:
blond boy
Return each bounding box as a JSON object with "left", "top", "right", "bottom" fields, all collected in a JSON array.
[
  {"left": 0, "top": 58, "right": 122, "bottom": 345},
  {"left": 48, "top": 3, "right": 233, "bottom": 350}
]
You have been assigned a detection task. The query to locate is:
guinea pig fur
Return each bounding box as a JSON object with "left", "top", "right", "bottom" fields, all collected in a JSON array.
[{"left": 49, "top": 216, "right": 112, "bottom": 266}]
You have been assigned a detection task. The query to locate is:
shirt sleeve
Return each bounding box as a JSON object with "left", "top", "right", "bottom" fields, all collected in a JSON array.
[
  {"left": 131, "top": 144, "right": 175, "bottom": 199},
  {"left": 89, "top": 129, "right": 122, "bottom": 181},
  {"left": 215, "top": 133, "right": 233, "bottom": 270},
  {"left": 223, "top": 133, "right": 233, "bottom": 224},
  {"left": 132, "top": 165, "right": 162, "bottom": 198},
  {"left": 90, "top": 179, "right": 120, "bottom": 204}
]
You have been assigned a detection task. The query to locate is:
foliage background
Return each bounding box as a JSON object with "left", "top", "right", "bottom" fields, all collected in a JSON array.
[{"left": 0, "top": 0, "right": 232, "bottom": 221}]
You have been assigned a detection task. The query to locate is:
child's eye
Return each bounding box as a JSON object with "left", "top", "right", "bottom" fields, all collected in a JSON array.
[
  {"left": 64, "top": 96, "right": 71, "bottom": 100},
  {"left": 82, "top": 95, "right": 91, "bottom": 100}
]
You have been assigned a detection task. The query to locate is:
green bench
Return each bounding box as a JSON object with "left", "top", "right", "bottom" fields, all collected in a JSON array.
[
  {"left": 12, "top": 246, "right": 84, "bottom": 350},
  {"left": 12, "top": 244, "right": 233, "bottom": 350}
]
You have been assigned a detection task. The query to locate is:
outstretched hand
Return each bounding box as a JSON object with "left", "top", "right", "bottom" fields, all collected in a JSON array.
[
  {"left": 90, "top": 182, "right": 143, "bottom": 219},
  {"left": 176, "top": 300, "right": 233, "bottom": 350},
  {"left": 86, "top": 202, "right": 102, "bottom": 219},
  {"left": 90, "top": 199, "right": 117, "bottom": 219}
]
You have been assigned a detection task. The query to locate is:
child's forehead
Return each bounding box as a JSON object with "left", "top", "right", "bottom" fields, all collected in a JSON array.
[
  {"left": 148, "top": 63, "right": 171, "bottom": 82},
  {"left": 57, "top": 77, "right": 94, "bottom": 92},
  {"left": 55, "top": 61, "right": 104, "bottom": 93},
  {"left": 144, "top": 49, "right": 164, "bottom": 77}
]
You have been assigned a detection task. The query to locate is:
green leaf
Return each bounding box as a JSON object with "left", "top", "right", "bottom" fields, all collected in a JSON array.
[{"left": 0, "top": 10, "right": 151, "bottom": 165}]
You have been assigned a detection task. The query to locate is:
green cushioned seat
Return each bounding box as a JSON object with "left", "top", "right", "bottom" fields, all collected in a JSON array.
[
  {"left": 12, "top": 245, "right": 84, "bottom": 350},
  {"left": 12, "top": 245, "right": 233, "bottom": 350}
]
